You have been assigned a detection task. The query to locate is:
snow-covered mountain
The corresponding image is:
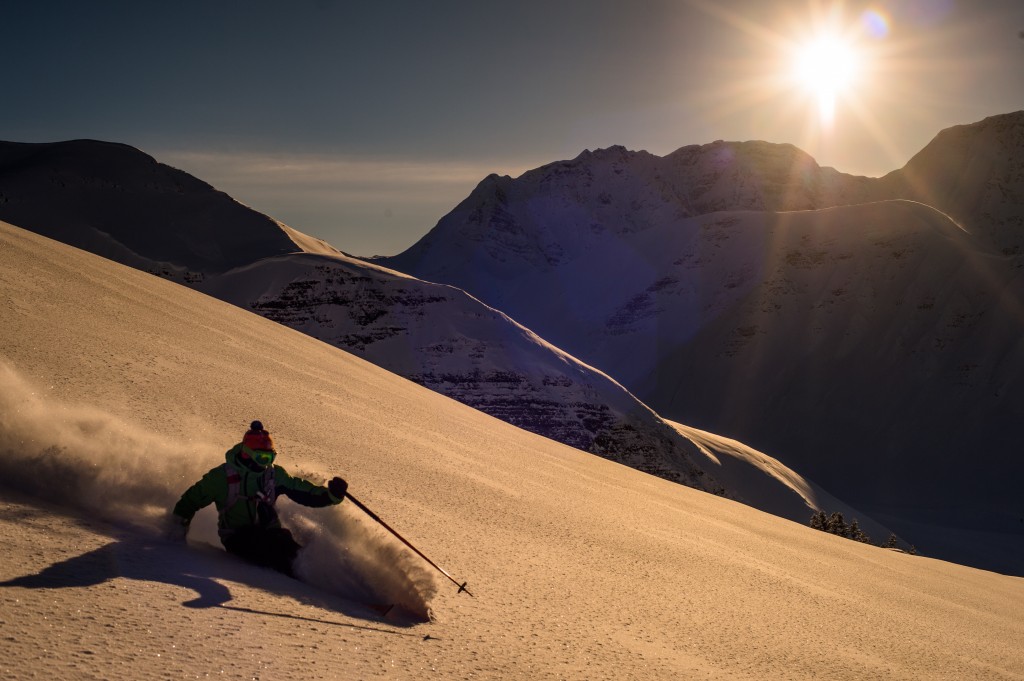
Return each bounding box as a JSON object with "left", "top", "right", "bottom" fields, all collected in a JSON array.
[
  {"left": 4, "top": 220, "right": 1021, "bottom": 680},
  {"left": 0, "top": 139, "right": 887, "bottom": 535},
  {"left": 378, "top": 113, "right": 1024, "bottom": 573},
  {"left": 205, "top": 251, "right": 721, "bottom": 493},
  {"left": 876, "top": 111, "right": 1024, "bottom": 266}
]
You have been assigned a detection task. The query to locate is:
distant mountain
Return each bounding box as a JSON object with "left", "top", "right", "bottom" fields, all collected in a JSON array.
[
  {"left": 377, "top": 138, "right": 879, "bottom": 360},
  {"left": 876, "top": 111, "right": 1024, "bottom": 266},
  {"left": 378, "top": 112, "right": 1024, "bottom": 573},
  {"left": 0, "top": 139, "right": 888, "bottom": 535},
  {"left": 0, "top": 140, "right": 302, "bottom": 275}
]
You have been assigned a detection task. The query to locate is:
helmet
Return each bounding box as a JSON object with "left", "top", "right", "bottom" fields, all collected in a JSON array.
[{"left": 242, "top": 421, "right": 276, "bottom": 467}]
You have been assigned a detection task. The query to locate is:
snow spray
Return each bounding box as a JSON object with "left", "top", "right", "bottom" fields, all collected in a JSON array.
[
  {"left": 0, "top": 362, "right": 209, "bottom": 530},
  {"left": 0, "top": 362, "right": 436, "bottom": 618},
  {"left": 283, "top": 502, "right": 437, "bottom": 620}
]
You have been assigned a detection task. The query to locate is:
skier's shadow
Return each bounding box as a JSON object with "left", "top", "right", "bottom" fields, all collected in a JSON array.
[
  {"left": 0, "top": 537, "right": 232, "bottom": 608},
  {"left": 0, "top": 532, "right": 419, "bottom": 635}
]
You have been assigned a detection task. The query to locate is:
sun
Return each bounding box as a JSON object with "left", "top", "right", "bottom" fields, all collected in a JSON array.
[{"left": 791, "top": 33, "right": 861, "bottom": 123}]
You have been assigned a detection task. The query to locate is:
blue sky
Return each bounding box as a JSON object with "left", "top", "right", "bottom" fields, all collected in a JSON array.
[{"left": 4, "top": 1, "right": 1022, "bottom": 256}]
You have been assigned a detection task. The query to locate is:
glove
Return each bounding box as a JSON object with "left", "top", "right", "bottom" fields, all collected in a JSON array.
[
  {"left": 328, "top": 476, "right": 348, "bottom": 501},
  {"left": 166, "top": 513, "right": 190, "bottom": 542}
]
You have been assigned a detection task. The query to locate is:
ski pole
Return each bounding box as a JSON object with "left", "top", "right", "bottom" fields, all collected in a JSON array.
[{"left": 345, "top": 492, "right": 474, "bottom": 597}]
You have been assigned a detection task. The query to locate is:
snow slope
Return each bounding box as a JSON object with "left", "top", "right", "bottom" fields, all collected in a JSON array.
[
  {"left": 378, "top": 114, "right": 1024, "bottom": 573},
  {"left": 2, "top": 222, "right": 1023, "bottom": 680},
  {"left": 670, "top": 421, "right": 866, "bottom": 531},
  {"left": 0, "top": 140, "right": 720, "bottom": 493},
  {"left": 0, "top": 139, "right": 882, "bottom": 535}
]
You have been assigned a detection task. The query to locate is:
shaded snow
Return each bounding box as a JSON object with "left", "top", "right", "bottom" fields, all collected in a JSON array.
[{"left": 377, "top": 116, "right": 1024, "bottom": 573}]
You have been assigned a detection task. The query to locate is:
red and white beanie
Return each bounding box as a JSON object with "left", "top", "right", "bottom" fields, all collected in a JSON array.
[{"left": 242, "top": 420, "right": 275, "bottom": 451}]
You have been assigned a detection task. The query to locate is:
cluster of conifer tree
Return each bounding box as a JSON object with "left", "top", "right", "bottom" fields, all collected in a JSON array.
[{"left": 809, "top": 511, "right": 909, "bottom": 552}]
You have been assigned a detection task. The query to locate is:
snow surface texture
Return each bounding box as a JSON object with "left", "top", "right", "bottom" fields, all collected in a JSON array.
[
  {"left": 380, "top": 112, "right": 1024, "bottom": 574},
  {"left": 3, "top": 223, "right": 1024, "bottom": 680}
]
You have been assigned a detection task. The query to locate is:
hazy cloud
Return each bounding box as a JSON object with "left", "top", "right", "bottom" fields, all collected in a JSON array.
[{"left": 154, "top": 150, "right": 536, "bottom": 255}]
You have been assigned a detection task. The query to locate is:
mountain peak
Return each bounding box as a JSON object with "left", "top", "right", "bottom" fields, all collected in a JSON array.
[
  {"left": 0, "top": 139, "right": 300, "bottom": 274},
  {"left": 940, "top": 109, "right": 1024, "bottom": 135},
  {"left": 572, "top": 144, "right": 635, "bottom": 161},
  {"left": 0, "top": 139, "right": 178, "bottom": 188},
  {"left": 885, "top": 110, "right": 1024, "bottom": 259},
  {"left": 384, "top": 137, "right": 862, "bottom": 279},
  {"left": 912, "top": 109, "right": 1024, "bottom": 157},
  {"left": 665, "top": 138, "right": 821, "bottom": 170}
]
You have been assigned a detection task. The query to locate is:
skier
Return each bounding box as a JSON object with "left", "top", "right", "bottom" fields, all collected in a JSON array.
[{"left": 169, "top": 420, "right": 348, "bottom": 577}]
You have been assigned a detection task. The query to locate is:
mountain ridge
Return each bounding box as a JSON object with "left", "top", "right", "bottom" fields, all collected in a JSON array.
[
  {"left": 0, "top": 139, "right": 299, "bottom": 274},
  {"left": 0, "top": 140, "right": 896, "bottom": 540},
  {"left": 377, "top": 111, "right": 1024, "bottom": 573}
]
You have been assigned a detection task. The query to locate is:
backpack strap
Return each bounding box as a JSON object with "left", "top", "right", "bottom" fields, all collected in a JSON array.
[
  {"left": 259, "top": 465, "right": 277, "bottom": 505},
  {"left": 218, "top": 462, "right": 278, "bottom": 538},
  {"left": 222, "top": 462, "right": 242, "bottom": 522},
  {"left": 221, "top": 462, "right": 277, "bottom": 515}
]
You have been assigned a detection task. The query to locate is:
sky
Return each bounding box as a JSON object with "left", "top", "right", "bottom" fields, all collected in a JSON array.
[{"left": 3, "top": 0, "right": 1023, "bottom": 256}]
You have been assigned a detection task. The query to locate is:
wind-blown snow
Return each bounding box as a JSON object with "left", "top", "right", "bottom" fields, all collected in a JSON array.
[{"left": 0, "top": 360, "right": 436, "bottom": 620}]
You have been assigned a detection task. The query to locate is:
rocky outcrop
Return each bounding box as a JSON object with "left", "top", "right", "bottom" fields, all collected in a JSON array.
[{"left": 207, "top": 254, "right": 723, "bottom": 495}]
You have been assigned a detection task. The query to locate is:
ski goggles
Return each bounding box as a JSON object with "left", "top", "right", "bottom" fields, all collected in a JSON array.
[
  {"left": 243, "top": 446, "right": 276, "bottom": 467},
  {"left": 252, "top": 449, "right": 276, "bottom": 466}
]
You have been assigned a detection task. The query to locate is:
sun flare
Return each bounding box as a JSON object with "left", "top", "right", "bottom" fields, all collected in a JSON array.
[{"left": 792, "top": 34, "right": 860, "bottom": 122}]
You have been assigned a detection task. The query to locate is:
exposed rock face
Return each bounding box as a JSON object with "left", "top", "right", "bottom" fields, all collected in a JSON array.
[{"left": 207, "top": 254, "right": 721, "bottom": 493}]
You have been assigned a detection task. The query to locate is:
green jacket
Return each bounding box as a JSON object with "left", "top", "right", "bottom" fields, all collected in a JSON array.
[{"left": 173, "top": 443, "right": 342, "bottom": 536}]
